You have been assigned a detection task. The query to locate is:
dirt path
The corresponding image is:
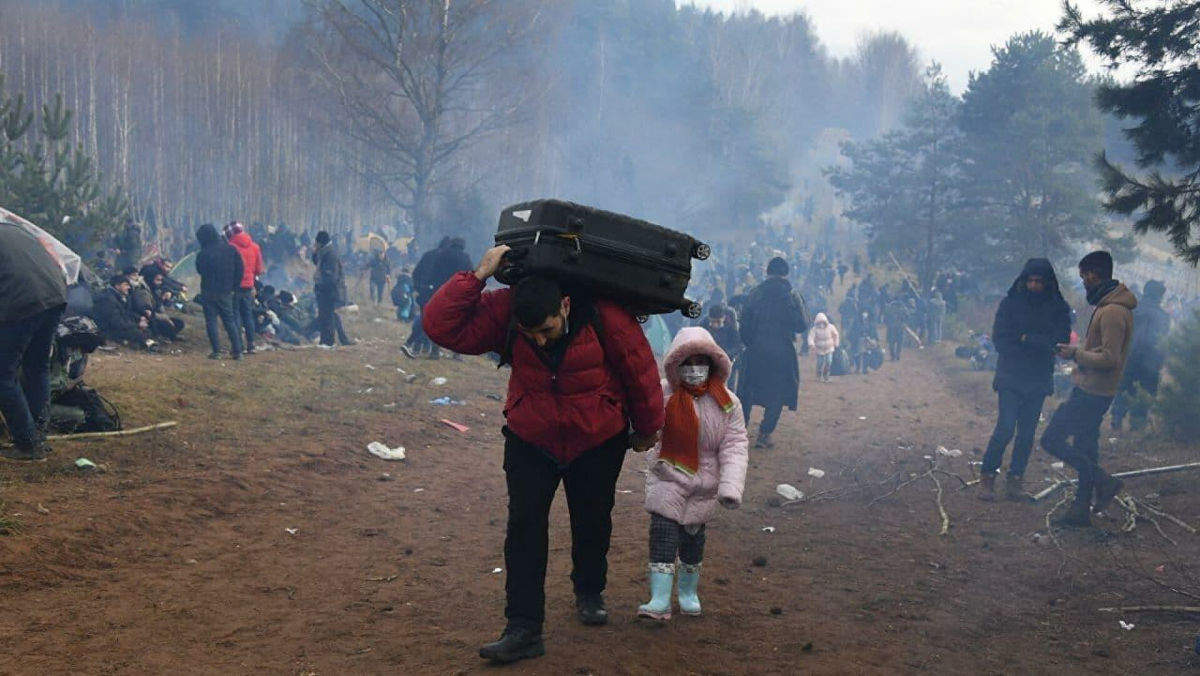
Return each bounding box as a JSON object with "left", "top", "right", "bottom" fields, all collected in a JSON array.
[{"left": 1, "top": 327, "right": 1197, "bottom": 675}]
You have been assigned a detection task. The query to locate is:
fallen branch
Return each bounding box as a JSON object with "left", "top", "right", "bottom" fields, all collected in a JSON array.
[
  {"left": 867, "top": 471, "right": 929, "bottom": 507},
  {"left": 47, "top": 421, "right": 178, "bottom": 441},
  {"left": 1134, "top": 499, "right": 1198, "bottom": 534},
  {"left": 1097, "top": 606, "right": 1200, "bottom": 614},
  {"left": 1033, "top": 462, "right": 1200, "bottom": 501},
  {"left": 1045, "top": 493, "right": 1072, "bottom": 576},
  {"left": 929, "top": 470, "right": 950, "bottom": 536}
]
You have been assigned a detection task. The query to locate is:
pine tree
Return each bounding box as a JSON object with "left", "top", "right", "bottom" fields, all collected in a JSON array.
[
  {"left": 0, "top": 73, "right": 129, "bottom": 250},
  {"left": 1156, "top": 310, "right": 1200, "bottom": 441},
  {"left": 1061, "top": 1, "right": 1200, "bottom": 264}
]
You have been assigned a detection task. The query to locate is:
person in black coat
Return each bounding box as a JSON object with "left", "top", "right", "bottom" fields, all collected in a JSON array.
[
  {"left": 1111, "top": 279, "right": 1171, "bottom": 431},
  {"left": 980, "top": 258, "right": 1071, "bottom": 500},
  {"left": 736, "top": 257, "right": 810, "bottom": 449},
  {"left": 93, "top": 276, "right": 151, "bottom": 348},
  {"left": 195, "top": 223, "right": 244, "bottom": 359},
  {"left": 311, "top": 231, "right": 347, "bottom": 347}
]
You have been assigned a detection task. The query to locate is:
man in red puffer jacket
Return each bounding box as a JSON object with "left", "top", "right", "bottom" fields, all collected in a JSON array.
[
  {"left": 225, "top": 222, "right": 265, "bottom": 354},
  {"left": 423, "top": 244, "right": 664, "bottom": 665}
]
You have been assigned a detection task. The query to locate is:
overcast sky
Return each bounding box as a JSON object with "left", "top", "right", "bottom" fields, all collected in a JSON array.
[{"left": 679, "top": 0, "right": 1122, "bottom": 92}]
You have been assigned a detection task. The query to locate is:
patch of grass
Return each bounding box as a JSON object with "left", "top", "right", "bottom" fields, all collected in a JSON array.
[{"left": 0, "top": 505, "right": 22, "bottom": 536}]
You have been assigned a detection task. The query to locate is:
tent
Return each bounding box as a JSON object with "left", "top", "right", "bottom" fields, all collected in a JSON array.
[
  {"left": 0, "top": 205, "right": 82, "bottom": 285},
  {"left": 170, "top": 251, "right": 200, "bottom": 293},
  {"left": 354, "top": 233, "right": 389, "bottom": 253}
]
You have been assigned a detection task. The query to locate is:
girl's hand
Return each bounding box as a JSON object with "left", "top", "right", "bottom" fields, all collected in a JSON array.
[{"left": 719, "top": 496, "right": 739, "bottom": 510}]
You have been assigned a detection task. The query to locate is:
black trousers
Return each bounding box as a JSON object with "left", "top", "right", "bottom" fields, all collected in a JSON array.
[
  {"left": 744, "top": 403, "right": 783, "bottom": 435},
  {"left": 1041, "top": 387, "right": 1114, "bottom": 503},
  {"left": 982, "top": 388, "right": 1046, "bottom": 477},
  {"left": 316, "top": 295, "right": 336, "bottom": 346},
  {"left": 502, "top": 430, "right": 627, "bottom": 630}
]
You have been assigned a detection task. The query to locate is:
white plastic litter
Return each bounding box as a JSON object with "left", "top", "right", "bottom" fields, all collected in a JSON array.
[
  {"left": 364, "top": 364, "right": 376, "bottom": 370},
  {"left": 807, "top": 468, "right": 826, "bottom": 478},
  {"left": 491, "top": 567, "right": 503, "bottom": 574},
  {"left": 1051, "top": 461, "right": 1065, "bottom": 470},
  {"left": 284, "top": 528, "right": 298, "bottom": 536},
  {"left": 1119, "top": 620, "right": 1135, "bottom": 631},
  {"left": 761, "top": 526, "right": 776, "bottom": 533},
  {"left": 776, "top": 484, "right": 804, "bottom": 501},
  {"left": 367, "top": 442, "right": 406, "bottom": 461},
  {"left": 936, "top": 446, "right": 963, "bottom": 458},
  {"left": 857, "top": 416, "right": 867, "bottom": 420},
  {"left": 430, "top": 377, "right": 448, "bottom": 386}
]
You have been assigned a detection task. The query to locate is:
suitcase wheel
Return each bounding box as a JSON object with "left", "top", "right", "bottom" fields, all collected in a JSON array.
[
  {"left": 683, "top": 302, "right": 703, "bottom": 319},
  {"left": 691, "top": 242, "right": 711, "bottom": 260}
]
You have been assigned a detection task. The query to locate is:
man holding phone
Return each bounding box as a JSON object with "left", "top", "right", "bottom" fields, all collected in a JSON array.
[{"left": 1041, "top": 251, "right": 1136, "bottom": 528}]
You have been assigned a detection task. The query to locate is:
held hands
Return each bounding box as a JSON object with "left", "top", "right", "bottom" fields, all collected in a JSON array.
[
  {"left": 1056, "top": 343, "right": 1076, "bottom": 360},
  {"left": 630, "top": 431, "right": 660, "bottom": 453},
  {"left": 474, "top": 244, "right": 512, "bottom": 281}
]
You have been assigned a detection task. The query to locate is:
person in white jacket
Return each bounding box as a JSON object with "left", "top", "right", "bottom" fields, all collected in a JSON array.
[{"left": 807, "top": 312, "right": 840, "bottom": 382}]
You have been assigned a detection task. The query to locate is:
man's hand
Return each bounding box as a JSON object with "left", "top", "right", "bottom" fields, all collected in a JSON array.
[
  {"left": 474, "top": 244, "right": 511, "bottom": 281},
  {"left": 718, "top": 496, "right": 739, "bottom": 510},
  {"left": 630, "top": 431, "right": 660, "bottom": 453},
  {"left": 1056, "top": 343, "right": 1076, "bottom": 360},
  {"left": 138, "top": 317, "right": 149, "bottom": 329}
]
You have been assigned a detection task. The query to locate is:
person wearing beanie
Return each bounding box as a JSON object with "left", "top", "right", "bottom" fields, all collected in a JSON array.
[
  {"left": 1041, "top": 251, "right": 1136, "bottom": 528},
  {"left": 1111, "top": 279, "right": 1171, "bottom": 431},
  {"left": 638, "top": 327, "right": 748, "bottom": 622},
  {"left": 736, "top": 256, "right": 810, "bottom": 449},
  {"left": 226, "top": 220, "right": 265, "bottom": 354},
  {"left": 978, "top": 258, "right": 1071, "bottom": 502},
  {"left": 311, "top": 231, "right": 345, "bottom": 347}
]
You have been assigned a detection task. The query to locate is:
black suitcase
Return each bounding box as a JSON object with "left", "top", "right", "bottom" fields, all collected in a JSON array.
[{"left": 493, "top": 199, "right": 710, "bottom": 318}]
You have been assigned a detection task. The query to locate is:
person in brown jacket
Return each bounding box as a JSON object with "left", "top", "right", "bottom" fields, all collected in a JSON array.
[{"left": 1041, "top": 251, "right": 1136, "bottom": 527}]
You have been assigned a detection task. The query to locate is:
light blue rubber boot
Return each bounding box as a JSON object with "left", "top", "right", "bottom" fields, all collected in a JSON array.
[
  {"left": 637, "top": 563, "right": 675, "bottom": 621},
  {"left": 677, "top": 563, "right": 702, "bottom": 616}
]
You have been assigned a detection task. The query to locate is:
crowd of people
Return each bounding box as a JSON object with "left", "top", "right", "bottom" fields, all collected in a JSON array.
[{"left": 1, "top": 209, "right": 1193, "bottom": 665}]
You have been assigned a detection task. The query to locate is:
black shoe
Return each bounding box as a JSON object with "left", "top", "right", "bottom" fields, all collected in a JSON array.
[
  {"left": 401, "top": 345, "right": 416, "bottom": 359},
  {"left": 245, "top": 346, "right": 257, "bottom": 355},
  {"left": 1093, "top": 473, "right": 1124, "bottom": 514},
  {"left": 576, "top": 593, "right": 608, "bottom": 626},
  {"left": 233, "top": 352, "right": 244, "bottom": 361},
  {"left": 2, "top": 443, "right": 48, "bottom": 462},
  {"left": 207, "top": 352, "right": 222, "bottom": 360},
  {"left": 479, "top": 625, "right": 545, "bottom": 663},
  {"left": 1053, "top": 499, "right": 1092, "bottom": 528}
]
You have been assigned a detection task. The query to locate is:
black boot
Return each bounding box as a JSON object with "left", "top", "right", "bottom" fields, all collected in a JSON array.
[
  {"left": 977, "top": 473, "right": 997, "bottom": 502},
  {"left": 1093, "top": 472, "right": 1124, "bottom": 514},
  {"left": 479, "top": 624, "right": 544, "bottom": 663},
  {"left": 1053, "top": 498, "right": 1092, "bottom": 528},
  {"left": 576, "top": 593, "right": 608, "bottom": 626}
]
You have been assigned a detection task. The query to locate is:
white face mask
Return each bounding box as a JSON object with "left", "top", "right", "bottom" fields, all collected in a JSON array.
[{"left": 679, "top": 364, "right": 710, "bottom": 387}]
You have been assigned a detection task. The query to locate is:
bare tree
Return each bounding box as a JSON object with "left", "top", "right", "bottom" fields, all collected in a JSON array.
[{"left": 308, "top": 0, "right": 539, "bottom": 244}]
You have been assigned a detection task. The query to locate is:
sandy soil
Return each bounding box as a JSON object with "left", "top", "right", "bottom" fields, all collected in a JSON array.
[{"left": 1, "top": 311, "right": 1197, "bottom": 675}]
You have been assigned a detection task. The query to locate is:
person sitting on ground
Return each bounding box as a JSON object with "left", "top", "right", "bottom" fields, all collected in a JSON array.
[
  {"left": 422, "top": 244, "right": 664, "bottom": 665},
  {"left": 93, "top": 275, "right": 153, "bottom": 349},
  {"left": 128, "top": 268, "right": 183, "bottom": 341},
  {"left": 979, "top": 258, "right": 1071, "bottom": 502},
  {"left": 275, "top": 291, "right": 308, "bottom": 341},
  {"left": 807, "top": 312, "right": 840, "bottom": 383},
  {"left": 637, "top": 327, "right": 748, "bottom": 622}
]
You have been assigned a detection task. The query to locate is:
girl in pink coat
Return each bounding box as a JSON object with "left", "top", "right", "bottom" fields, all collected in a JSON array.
[
  {"left": 807, "top": 312, "right": 840, "bottom": 383},
  {"left": 638, "top": 327, "right": 749, "bottom": 621}
]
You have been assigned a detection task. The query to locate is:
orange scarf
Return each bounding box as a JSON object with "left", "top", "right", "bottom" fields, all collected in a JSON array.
[{"left": 658, "top": 377, "right": 735, "bottom": 476}]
